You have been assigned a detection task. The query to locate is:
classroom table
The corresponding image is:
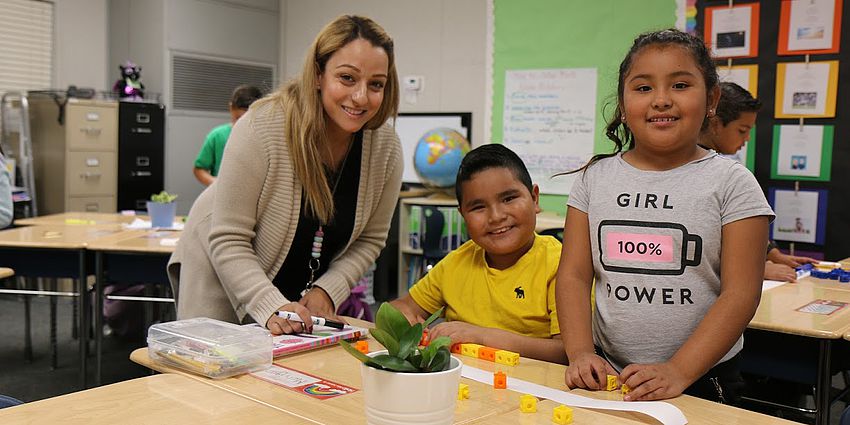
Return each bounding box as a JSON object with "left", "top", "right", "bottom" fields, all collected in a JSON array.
[
  {"left": 748, "top": 280, "right": 850, "bottom": 425},
  {"left": 130, "top": 320, "right": 798, "bottom": 424},
  {"left": 13, "top": 212, "right": 139, "bottom": 226},
  {"left": 0, "top": 374, "right": 317, "bottom": 424},
  {"left": 536, "top": 211, "right": 564, "bottom": 232},
  {"left": 86, "top": 228, "right": 180, "bottom": 386},
  {"left": 0, "top": 224, "right": 129, "bottom": 388},
  {"left": 0, "top": 267, "right": 13, "bottom": 279}
]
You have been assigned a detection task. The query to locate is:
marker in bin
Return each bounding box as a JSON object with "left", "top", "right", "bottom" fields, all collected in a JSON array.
[{"left": 277, "top": 311, "right": 345, "bottom": 330}]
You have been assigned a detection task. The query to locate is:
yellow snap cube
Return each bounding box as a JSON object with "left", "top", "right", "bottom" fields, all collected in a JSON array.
[
  {"left": 494, "top": 349, "right": 520, "bottom": 366},
  {"left": 621, "top": 383, "right": 631, "bottom": 395},
  {"left": 461, "top": 343, "right": 484, "bottom": 358},
  {"left": 519, "top": 394, "right": 537, "bottom": 413},
  {"left": 552, "top": 404, "right": 573, "bottom": 424},
  {"left": 606, "top": 374, "right": 619, "bottom": 391},
  {"left": 457, "top": 383, "right": 469, "bottom": 400}
]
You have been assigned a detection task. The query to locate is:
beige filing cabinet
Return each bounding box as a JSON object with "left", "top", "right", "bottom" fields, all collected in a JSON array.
[{"left": 29, "top": 96, "right": 118, "bottom": 214}]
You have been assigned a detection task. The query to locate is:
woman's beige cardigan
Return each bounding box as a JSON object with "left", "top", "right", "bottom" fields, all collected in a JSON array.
[{"left": 167, "top": 100, "right": 402, "bottom": 325}]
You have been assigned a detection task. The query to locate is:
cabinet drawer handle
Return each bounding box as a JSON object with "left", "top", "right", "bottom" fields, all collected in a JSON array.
[
  {"left": 79, "top": 127, "right": 102, "bottom": 136},
  {"left": 80, "top": 172, "right": 102, "bottom": 179},
  {"left": 85, "top": 203, "right": 99, "bottom": 212}
]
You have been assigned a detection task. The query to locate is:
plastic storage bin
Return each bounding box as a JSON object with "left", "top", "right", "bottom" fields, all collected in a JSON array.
[{"left": 147, "top": 317, "right": 272, "bottom": 379}]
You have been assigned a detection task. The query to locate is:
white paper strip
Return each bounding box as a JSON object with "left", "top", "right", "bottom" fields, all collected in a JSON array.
[{"left": 461, "top": 364, "right": 687, "bottom": 425}]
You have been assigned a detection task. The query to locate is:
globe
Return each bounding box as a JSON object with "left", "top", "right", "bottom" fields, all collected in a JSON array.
[{"left": 413, "top": 128, "right": 471, "bottom": 188}]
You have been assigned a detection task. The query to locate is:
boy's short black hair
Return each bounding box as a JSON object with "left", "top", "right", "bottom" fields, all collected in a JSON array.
[
  {"left": 231, "top": 85, "right": 264, "bottom": 109},
  {"left": 455, "top": 144, "right": 534, "bottom": 204},
  {"left": 716, "top": 82, "right": 762, "bottom": 125}
]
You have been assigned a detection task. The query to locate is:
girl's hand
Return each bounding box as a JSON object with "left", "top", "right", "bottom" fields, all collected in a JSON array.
[
  {"left": 266, "top": 302, "right": 313, "bottom": 335},
  {"left": 764, "top": 262, "right": 797, "bottom": 282},
  {"left": 619, "top": 362, "right": 690, "bottom": 401},
  {"left": 429, "top": 321, "right": 484, "bottom": 345},
  {"left": 564, "top": 352, "right": 617, "bottom": 390}
]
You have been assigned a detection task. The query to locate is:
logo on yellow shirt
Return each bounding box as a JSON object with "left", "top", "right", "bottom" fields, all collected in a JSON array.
[{"left": 514, "top": 286, "right": 525, "bottom": 299}]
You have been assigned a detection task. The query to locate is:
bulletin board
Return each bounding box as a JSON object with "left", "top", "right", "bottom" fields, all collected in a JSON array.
[
  {"left": 489, "top": 0, "right": 681, "bottom": 213},
  {"left": 696, "top": 0, "right": 850, "bottom": 260}
]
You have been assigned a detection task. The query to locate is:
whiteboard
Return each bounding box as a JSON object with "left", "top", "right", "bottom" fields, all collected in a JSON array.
[{"left": 390, "top": 113, "right": 472, "bottom": 184}]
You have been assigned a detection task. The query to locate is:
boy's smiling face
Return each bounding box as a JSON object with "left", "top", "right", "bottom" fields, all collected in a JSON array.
[{"left": 458, "top": 167, "right": 540, "bottom": 270}]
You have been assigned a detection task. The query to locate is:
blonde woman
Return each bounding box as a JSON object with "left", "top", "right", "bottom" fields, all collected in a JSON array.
[{"left": 168, "top": 15, "right": 401, "bottom": 334}]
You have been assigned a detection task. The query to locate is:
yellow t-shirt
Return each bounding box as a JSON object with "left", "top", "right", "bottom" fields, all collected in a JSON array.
[{"left": 408, "top": 233, "right": 562, "bottom": 338}]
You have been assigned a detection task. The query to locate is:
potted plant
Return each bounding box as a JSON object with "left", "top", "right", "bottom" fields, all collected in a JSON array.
[
  {"left": 341, "top": 303, "right": 462, "bottom": 425},
  {"left": 146, "top": 191, "right": 178, "bottom": 228}
]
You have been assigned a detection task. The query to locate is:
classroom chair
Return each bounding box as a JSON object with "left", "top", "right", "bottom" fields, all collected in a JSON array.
[
  {"left": 538, "top": 227, "right": 563, "bottom": 242},
  {"left": 840, "top": 404, "right": 850, "bottom": 425},
  {"left": 0, "top": 394, "right": 23, "bottom": 409}
]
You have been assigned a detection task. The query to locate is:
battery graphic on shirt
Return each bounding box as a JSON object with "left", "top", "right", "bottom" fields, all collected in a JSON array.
[{"left": 598, "top": 220, "right": 702, "bottom": 275}]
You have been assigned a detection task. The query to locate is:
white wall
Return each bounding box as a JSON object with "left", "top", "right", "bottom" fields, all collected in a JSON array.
[
  {"left": 281, "top": 0, "right": 487, "bottom": 146},
  {"left": 54, "top": 0, "right": 110, "bottom": 90}
]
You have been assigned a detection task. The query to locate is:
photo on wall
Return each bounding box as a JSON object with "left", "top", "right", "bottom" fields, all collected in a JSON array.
[
  {"left": 778, "top": 0, "right": 842, "bottom": 55},
  {"left": 704, "top": 2, "right": 760, "bottom": 58},
  {"left": 768, "top": 188, "right": 828, "bottom": 245},
  {"left": 771, "top": 125, "right": 833, "bottom": 181},
  {"left": 775, "top": 61, "right": 839, "bottom": 118}
]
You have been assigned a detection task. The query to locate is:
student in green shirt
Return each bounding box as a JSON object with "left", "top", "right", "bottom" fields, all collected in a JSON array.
[{"left": 193, "top": 85, "right": 264, "bottom": 186}]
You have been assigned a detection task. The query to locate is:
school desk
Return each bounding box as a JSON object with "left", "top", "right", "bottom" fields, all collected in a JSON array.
[
  {"left": 130, "top": 320, "right": 798, "bottom": 424},
  {"left": 0, "top": 374, "right": 316, "bottom": 424},
  {"left": 0, "top": 267, "right": 13, "bottom": 279},
  {"left": 747, "top": 281, "right": 850, "bottom": 425},
  {"left": 13, "top": 212, "right": 138, "bottom": 226},
  {"left": 0, "top": 224, "right": 129, "bottom": 388},
  {"left": 86, "top": 228, "right": 180, "bottom": 386}
]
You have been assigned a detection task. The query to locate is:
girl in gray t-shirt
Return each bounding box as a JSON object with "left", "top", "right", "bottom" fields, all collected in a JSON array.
[{"left": 555, "top": 29, "right": 773, "bottom": 404}]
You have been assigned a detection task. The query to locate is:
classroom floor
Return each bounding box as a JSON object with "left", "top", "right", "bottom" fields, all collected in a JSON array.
[{"left": 0, "top": 295, "right": 846, "bottom": 424}]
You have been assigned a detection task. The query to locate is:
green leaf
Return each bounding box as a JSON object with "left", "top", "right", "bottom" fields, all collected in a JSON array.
[
  {"left": 369, "top": 328, "right": 399, "bottom": 357},
  {"left": 423, "top": 306, "right": 445, "bottom": 328},
  {"left": 397, "top": 323, "right": 423, "bottom": 359},
  {"left": 427, "top": 336, "right": 452, "bottom": 352},
  {"left": 375, "top": 303, "right": 411, "bottom": 341},
  {"left": 369, "top": 354, "right": 419, "bottom": 372},
  {"left": 427, "top": 347, "right": 451, "bottom": 372},
  {"left": 339, "top": 340, "right": 372, "bottom": 364}
]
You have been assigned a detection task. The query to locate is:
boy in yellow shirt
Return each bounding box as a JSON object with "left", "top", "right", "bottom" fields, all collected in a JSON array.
[{"left": 392, "top": 144, "right": 566, "bottom": 363}]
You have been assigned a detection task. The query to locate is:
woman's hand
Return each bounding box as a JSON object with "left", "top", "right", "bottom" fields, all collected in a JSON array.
[
  {"left": 564, "top": 351, "right": 617, "bottom": 390},
  {"left": 299, "top": 287, "right": 343, "bottom": 321},
  {"left": 619, "top": 361, "right": 690, "bottom": 401},
  {"left": 266, "top": 302, "right": 313, "bottom": 335}
]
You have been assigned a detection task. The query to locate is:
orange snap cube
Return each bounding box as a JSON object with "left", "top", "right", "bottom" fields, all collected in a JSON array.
[
  {"left": 552, "top": 405, "right": 573, "bottom": 424},
  {"left": 451, "top": 343, "right": 463, "bottom": 354},
  {"left": 493, "top": 371, "right": 507, "bottom": 389},
  {"left": 419, "top": 328, "right": 430, "bottom": 346},
  {"left": 519, "top": 394, "right": 537, "bottom": 412},
  {"left": 354, "top": 340, "right": 369, "bottom": 354},
  {"left": 478, "top": 346, "right": 497, "bottom": 362}
]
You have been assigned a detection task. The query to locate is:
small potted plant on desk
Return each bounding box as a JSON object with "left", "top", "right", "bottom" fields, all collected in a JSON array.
[
  {"left": 146, "top": 190, "right": 178, "bottom": 228},
  {"left": 341, "top": 303, "right": 461, "bottom": 425}
]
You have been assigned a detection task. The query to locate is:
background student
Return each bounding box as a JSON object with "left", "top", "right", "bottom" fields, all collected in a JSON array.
[
  {"left": 701, "top": 81, "right": 816, "bottom": 282},
  {"left": 392, "top": 144, "right": 566, "bottom": 363},
  {"left": 169, "top": 15, "right": 402, "bottom": 334},
  {"left": 0, "top": 150, "right": 12, "bottom": 228},
  {"left": 557, "top": 29, "right": 773, "bottom": 403},
  {"left": 193, "top": 84, "right": 264, "bottom": 186}
]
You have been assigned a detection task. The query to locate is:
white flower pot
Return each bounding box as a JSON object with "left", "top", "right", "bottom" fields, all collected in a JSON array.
[{"left": 360, "top": 350, "right": 463, "bottom": 425}]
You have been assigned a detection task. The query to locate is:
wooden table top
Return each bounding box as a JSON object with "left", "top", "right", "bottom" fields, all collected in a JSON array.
[
  {"left": 0, "top": 267, "right": 13, "bottom": 279},
  {"left": 14, "top": 212, "right": 139, "bottom": 226},
  {"left": 86, "top": 229, "right": 181, "bottom": 254},
  {"left": 131, "top": 319, "right": 798, "bottom": 425},
  {"left": 0, "top": 225, "right": 130, "bottom": 249},
  {"left": 0, "top": 374, "right": 317, "bottom": 424},
  {"left": 750, "top": 280, "right": 850, "bottom": 338}
]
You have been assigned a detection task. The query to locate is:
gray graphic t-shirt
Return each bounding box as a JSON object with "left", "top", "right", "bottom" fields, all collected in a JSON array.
[{"left": 567, "top": 152, "right": 774, "bottom": 371}]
